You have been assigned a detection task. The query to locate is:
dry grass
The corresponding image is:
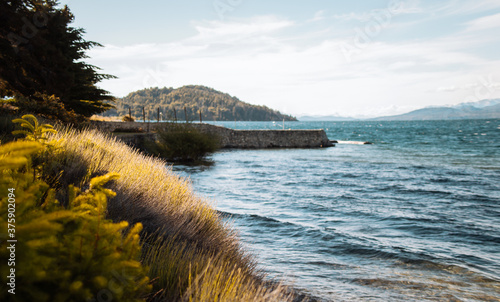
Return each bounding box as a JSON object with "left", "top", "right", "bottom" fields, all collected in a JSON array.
[
  {"left": 89, "top": 115, "right": 122, "bottom": 122},
  {"left": 48, "top": 127, "right": 241, "bottom": 254},
  {"left": 143, "top": 234, "right": 293, "bottom": 302},
  {"left": 46, "top": 127, "right": 295, "bottom": 301}
]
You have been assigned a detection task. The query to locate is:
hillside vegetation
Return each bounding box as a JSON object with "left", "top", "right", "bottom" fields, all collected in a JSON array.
[
  {"left": 103, "top": 85, "right": 297, "bottom": 122},
  {"left": 1, "top": 115, "right": 293, "bottom": 301}
]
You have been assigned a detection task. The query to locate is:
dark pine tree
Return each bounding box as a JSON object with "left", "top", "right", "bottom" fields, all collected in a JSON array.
[{"left": 0, "top": 0, "right": 116, "bottom": 121}]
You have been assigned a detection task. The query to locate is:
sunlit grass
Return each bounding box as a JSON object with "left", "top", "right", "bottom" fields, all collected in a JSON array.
[
  {"left": 142, "top": 234, "right": 293, "bottom": 302},
  {"left": 48, "top": 127, "right": 232, "bottom": 248},
  {"left": 89, "top": 115, "right": 122, "bottom": 122},
  {"left": 46, "top": 127, "right": 295, "bottom": 301}
]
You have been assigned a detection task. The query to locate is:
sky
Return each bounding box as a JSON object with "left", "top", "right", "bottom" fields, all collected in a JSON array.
[{"left": 59, "top": 0, "right": 500, "bottom": 117}]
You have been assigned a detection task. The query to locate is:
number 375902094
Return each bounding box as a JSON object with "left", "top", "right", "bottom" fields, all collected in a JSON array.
[{"left": 7, "top": 188, "right": 16, "bottom": 238}]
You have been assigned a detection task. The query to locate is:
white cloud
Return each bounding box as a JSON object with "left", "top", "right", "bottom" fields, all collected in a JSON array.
[
  {"left": 307, "top": 10, "right": 325, "bottom": 22},
  {"left": 333, "top": 12, "right": 372, "bottom": 22},
  {"left": 434, "top": 0, "right": 500, "bottom": 17},
  {"left": 437, "top": 86, "right": 458, "bottom": 92},
  {"left": 387, "top": 61, "right": 417, "bottom": 70},
  {"left": 333, "top": 0, "right": 422, "bottom": 22},
  {"left": 465, "top": 12, "right": 500, "bottom": 31},
  {"left": 190, "top": 16, "right": 294, "bottom": 41},
  {"left": 87, "top": 11, "right": 500, "bottom": 117}
]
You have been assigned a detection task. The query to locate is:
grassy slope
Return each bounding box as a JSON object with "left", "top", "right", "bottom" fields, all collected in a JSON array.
[{"left": 47, "top": 127, "right": 294, "bottom": 301}]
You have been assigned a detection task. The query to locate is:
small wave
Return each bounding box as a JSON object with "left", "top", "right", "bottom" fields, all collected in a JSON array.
[
  {"left": 428, "top": 177, "right": 452, "bottom": 183},
  {"left": 329, "top": 241, "right": 457, "bottom": 268},
  {"left": 397, "top": 187, "right": 455, "bottom": 197},
  {"left": 306, "top": 260, "right": 354, "bottom": 270},
  {"left": 453, "top": 193, "right": 499, "bottom": 203},
  {"left": 337, "top": 245, "right": 403, "bottom": 260},
  {"left": 446, "top": 170, "right": 470, "bottom": 176},
  {"left": 247, "top": 213, "right": 282, "bottom": 224},
  {"left": 217, "top": 211, "right": 286, "bottom": 226},
  {"left": 339, "top": 194, "right": 359, "bottom": 201},
  {"left": 447, "top": 231, "right": 500, "bottom": 245},
  {"left": 340, "top": 173, "right": 362, "bottom": 179},
  {"left": 381, "top": 216, "right": 442, "bottom": 224}
]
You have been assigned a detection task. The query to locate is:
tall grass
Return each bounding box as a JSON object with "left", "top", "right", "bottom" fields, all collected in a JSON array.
[
  {"left": 45, "top": 127, "right": 296, "bottom": 301},
  {"left": 47, "top": 128, "right": 230, "bottom": 249},
  {"left": 142, "top": 234, "right": 293, "bottom": 302}
]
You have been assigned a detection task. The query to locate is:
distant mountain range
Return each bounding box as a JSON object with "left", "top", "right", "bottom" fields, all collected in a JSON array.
[
  {"left": 298, "top": 99, "right": 500, "bottom": 121},
  {"left": 371, "top": 99, "right": 500, "bottom": 121}
]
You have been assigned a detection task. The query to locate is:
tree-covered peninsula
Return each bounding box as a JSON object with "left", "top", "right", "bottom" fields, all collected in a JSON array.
[{"left": 103, "top": 85, "right": 297, "bottom": 121}]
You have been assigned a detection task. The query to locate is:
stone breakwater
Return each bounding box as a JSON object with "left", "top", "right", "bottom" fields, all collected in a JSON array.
[{"left": 91, "top": 121, "right": 333, "bottom": 149}]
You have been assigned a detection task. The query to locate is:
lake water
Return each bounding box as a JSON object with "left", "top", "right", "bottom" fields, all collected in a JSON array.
[{"left": 173, "top": 120, "right": 500, "bottom": 301}]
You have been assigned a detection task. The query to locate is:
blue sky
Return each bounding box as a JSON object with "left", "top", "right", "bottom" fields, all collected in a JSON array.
[{"left": 60, "top": 0, "right": 500, "bottom": 117}]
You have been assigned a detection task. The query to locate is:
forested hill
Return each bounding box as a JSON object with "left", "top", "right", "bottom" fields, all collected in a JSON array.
[{"left": 103, "top": 85, "right": 297, "bottom": 121}]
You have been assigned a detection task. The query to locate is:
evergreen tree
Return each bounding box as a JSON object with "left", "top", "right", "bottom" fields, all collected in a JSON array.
[{"left": 0, "top": 0, "right": 116, "bottom": 121}]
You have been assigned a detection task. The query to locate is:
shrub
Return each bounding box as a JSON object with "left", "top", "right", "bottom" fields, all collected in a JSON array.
[
  {"left": 12, "top": 114, "right": 57, "bottom": 143},
  {"left": 144, "top": 123, "right": 220, "bottom": 163},
  {"left": 0, "top": 140, "right": 151, "bottom": 302},
  {"left": 122, "top": 115, "right": 135, "bottom": 122},
  {"left": 12, "top": 94, "right": 81, "bottom": 123}
]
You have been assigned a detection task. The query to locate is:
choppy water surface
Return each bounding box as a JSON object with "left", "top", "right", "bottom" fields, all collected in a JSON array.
[{"left": 173, "top": 120, "right": 500, "bottom": 301}]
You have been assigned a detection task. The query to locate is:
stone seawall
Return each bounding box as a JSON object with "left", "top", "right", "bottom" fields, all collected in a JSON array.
[
  {"left": 222, "top": 130, "right": 331, "bottom": 148},
  {"left": 91, "top": 121, "right": 333, "bottom": 149}
]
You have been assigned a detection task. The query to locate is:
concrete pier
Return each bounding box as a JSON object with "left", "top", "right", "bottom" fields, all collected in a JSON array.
[
  {"left": 218, "top": 129, "right": 332, "bottom": 148},
  {"left": 91, "top": 121, "right": 333, "bottom": 149}
]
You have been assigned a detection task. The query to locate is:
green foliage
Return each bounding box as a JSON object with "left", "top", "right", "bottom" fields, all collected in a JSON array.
[
  {"left": 0, "top": 140, "right": 151, "bottom": 302},
  {"left": 12, "top": 114, "right": 57, "bottom": 143},
  {"left": 11, "top": 115, "right": 64, "bottom": 193},
  {"left": 0, "top": 1, "right": 116, "bottom": 121},
  {"left": 0, "top": 140, "right": 42, "bottom": 170},
  {"left": 144, "top": 123, "right": 220, "bottom": 162},
  {"left": 103, "top": 85, "right": 297, "bottom": 121},
  {"left": 11, "top": 94, "right": 80, "bottom": 123}
]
